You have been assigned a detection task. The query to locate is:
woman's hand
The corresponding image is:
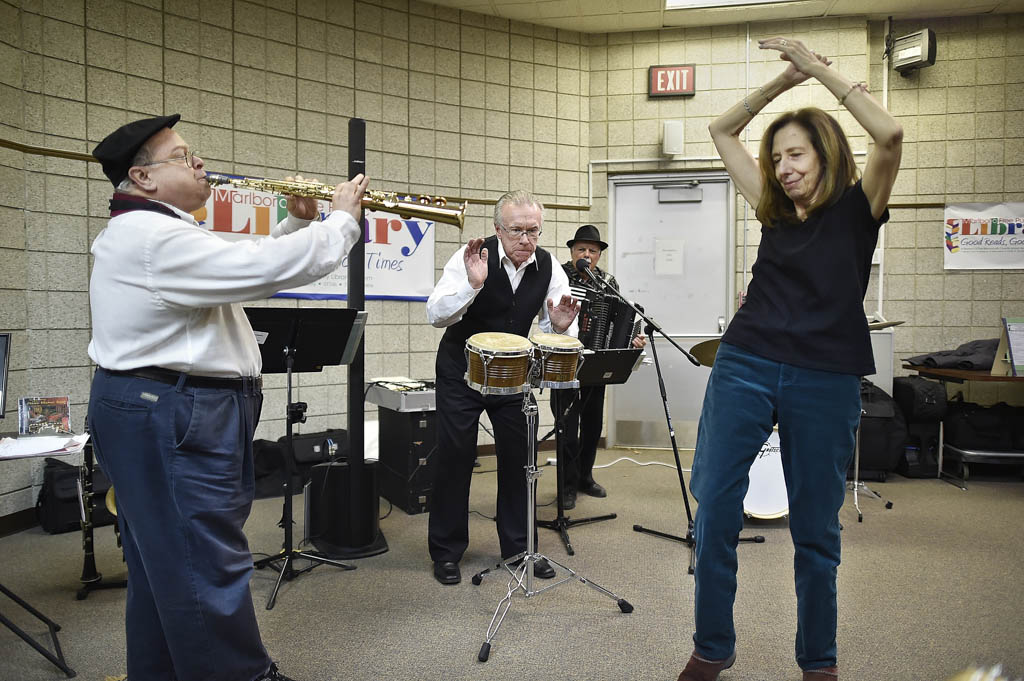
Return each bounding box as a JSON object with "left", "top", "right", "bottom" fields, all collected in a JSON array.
[{"left": 759, "top": 37, "right": 832, "bottom": 85}]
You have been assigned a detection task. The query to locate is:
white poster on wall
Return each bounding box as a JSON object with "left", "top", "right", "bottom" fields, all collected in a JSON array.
[
  {"left": 192, "top": 183, "right": 436, "bottom": 301},
  {"left": 944, "top": 203, "right": 1024, "bottom": 270}
]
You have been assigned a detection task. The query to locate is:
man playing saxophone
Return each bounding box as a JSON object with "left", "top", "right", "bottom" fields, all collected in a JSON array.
[{"left": 87, "top": 113, "right": 367, "bottom": 681}]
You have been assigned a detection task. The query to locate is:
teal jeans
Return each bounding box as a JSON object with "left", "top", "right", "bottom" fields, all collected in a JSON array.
[{"left": 690, "top": 342, "right": 860, "bottom": 671}]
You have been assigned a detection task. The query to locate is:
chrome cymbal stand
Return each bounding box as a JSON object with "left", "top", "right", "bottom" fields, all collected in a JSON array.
[
  {"left": 472, "top": 375, "right": 633, "bottom": 662},
  {"left": 846, "top": 413, "right": 892, "bottom": 523}
]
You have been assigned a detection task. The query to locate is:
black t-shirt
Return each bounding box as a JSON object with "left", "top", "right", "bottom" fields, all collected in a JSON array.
[{"left": 722, "top": 180, "right": 888, "bottom": 377}]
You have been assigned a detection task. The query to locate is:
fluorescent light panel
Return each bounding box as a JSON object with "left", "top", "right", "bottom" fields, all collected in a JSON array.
[{"left": 666, "top": 0, "right": 799, "bottom": 9}]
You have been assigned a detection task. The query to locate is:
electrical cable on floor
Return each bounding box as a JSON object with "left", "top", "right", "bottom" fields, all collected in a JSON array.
[
  {"left": 593, "top": 455, "right": 688, "bottom": 471},
  {"left": 380, "top": 498, "right": 393, "bottom": 520}
]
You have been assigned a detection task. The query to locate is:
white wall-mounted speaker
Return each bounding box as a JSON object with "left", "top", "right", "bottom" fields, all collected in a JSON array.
[{"left": 662, "top": 120, "right": 684, "bottom": 156}]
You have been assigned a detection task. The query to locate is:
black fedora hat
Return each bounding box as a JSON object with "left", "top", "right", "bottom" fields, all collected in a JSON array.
[
  {"left": 92, "top": 113, "right": 181, "bottom": 187},
  {"left": 566, "top": 224, "right": 608, "bottom": 250}
]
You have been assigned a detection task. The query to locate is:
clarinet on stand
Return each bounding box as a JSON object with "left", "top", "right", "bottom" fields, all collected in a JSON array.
[{"left": 76, "top": 422, "right": 126, "bottom": 601}]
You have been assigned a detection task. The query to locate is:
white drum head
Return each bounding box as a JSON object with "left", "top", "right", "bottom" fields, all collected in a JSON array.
[{"left": 743, "top": 430, "right": 789, "bottom": 519}]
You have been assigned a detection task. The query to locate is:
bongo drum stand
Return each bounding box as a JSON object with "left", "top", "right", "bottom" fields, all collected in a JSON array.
[{"left": 472, "top": 363, "right": 633, "bottom": 662}]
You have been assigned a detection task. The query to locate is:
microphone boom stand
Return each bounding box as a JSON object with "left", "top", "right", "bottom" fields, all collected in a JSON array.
[{"left": 574, "top": 261, "right": 763, "bottom": 575}]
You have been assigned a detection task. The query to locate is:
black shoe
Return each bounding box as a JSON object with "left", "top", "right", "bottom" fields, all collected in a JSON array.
[
  {"left": 258, "top": 663, "right": 296, "bottom": 681},
  {"left": 563, "top": 488, "right": 577, "bottom": 510},
  {"left": 579, "top": 478, "right": 606, "bottom": 498},
  {"left": 433, "top": 560, "right": 461, "bottom": 585},
  {"left": 533, "top": 557, "right": 555, "bottom": 579},
  {"left": 506, "top": 556, "right": 556, "bottom": 579}
]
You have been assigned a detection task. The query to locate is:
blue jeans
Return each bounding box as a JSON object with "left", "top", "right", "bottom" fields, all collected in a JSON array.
[
  {"left": 690, "top": 343, "right": 860, "bottom": 671},
  {"left": 89, "top": 369, "right": 270, "bottom": 681}
]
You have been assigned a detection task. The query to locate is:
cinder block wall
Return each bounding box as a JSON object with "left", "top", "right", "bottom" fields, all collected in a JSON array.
[{"left": 1, "top": 1, "right": 1022, "bottom": 518}]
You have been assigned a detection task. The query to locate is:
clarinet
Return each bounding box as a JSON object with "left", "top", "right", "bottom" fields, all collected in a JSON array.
[
  {"left": 76, "top": 420, "right": 125, "bottom": 600},
  {"left": 78, "top": 422, "right": 102, "bottom": 594}
]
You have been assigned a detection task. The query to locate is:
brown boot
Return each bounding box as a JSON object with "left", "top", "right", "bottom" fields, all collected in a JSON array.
[
  {"left": 803, "top": 666, "right": 839, "bottom": 680},
  {"left": 677, "top": 651, "right": 736, "bottom": 681}
]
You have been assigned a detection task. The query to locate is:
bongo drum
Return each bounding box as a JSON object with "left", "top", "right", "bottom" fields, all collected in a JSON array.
[
  {"left": 530, "top": 332, "right": 583, "bottom": 389},
  {"left": 743, "top": 429, "right": 789, "bottom": 519},
  {"left": 464, "top": 332, "right": 533, "bottom": 395}
]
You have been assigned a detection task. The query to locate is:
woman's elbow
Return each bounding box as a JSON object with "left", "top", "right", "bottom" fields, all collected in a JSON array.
[{"left": 880, "top": 122, "right": 904, "bottom": 151}]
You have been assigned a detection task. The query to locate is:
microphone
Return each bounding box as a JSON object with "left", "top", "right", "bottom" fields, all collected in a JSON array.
[{"left": 575, "top": 258, "right": 604, "bottom": 288}]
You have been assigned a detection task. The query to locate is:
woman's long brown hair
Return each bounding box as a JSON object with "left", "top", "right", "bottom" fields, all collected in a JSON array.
[{"left": 755, "top": 107, "right": 858, "bottom": 226}]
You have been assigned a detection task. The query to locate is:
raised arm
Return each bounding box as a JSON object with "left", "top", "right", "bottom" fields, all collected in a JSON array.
[
  {"left": 708, "top": 47, "right": 828, "bottom": 209},
  {"left": 759, "top": 37, "right": 903, "bottom": 220}
]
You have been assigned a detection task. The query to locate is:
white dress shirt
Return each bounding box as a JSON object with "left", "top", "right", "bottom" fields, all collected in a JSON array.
[
  {"left": 88, "top": 200, "right": 360, "bottom": 377},
  {"left": 426, "top": 238, "right": 578, "bottom": 337}
]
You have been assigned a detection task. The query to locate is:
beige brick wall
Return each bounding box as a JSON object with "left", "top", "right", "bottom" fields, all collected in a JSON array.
[
  {"left": 870, "top": 16, "right": 1024, "bottom": 406},
  {"left": 1, "top": 1, "right": 1022, "bottom": 515}
]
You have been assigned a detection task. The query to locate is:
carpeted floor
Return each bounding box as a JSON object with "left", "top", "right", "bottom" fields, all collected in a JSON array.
[{"left": 2, "top": 448, "right": 1023, "bottom": 681}]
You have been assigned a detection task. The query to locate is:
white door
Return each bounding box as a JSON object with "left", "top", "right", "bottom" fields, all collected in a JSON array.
[{"left": 607, "top": 172, "right": 734, "bottom": 449}]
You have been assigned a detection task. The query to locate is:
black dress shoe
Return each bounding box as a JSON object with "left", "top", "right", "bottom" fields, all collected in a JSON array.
[
  {"left": 562, "top": 488, "right": 577, "bottom": 510},
  {"left": 579, "top": 478, "right": 606, "bottom": 498},
  {"left": 433, "top": 560, "right": 461, "bottom": 585},
  {"left": 506, "top": 556, "right": 556, "bottom": 579},
  {"left": 533, "top": 557, "right": 555, "bottom": 579}
]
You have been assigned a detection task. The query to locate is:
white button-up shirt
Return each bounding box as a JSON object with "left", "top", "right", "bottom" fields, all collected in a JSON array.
[
  {"left": 426, "top": 238, "right": 578, "bottom": 337},
  {"left": 88, "top": 199, "right": 360, "bottom": 377}
]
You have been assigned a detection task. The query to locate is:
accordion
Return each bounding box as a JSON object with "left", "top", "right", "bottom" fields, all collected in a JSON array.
[{"left": 573, "top": 284, "right": 640, "bottom": 351}]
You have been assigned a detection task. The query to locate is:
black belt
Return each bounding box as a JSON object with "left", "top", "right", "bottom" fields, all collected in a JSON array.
[{"left": 106, "top": 366, "right": 262, "bottom": 391}]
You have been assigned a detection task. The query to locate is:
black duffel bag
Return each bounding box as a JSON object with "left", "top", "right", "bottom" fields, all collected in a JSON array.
[
  {"left": 852, "top": 379, "right": 907, "bottom": 480},
  {"left": 893, "top": 375, "right": 947, "bottom": 423},
  {"left": 36, "top": 457, "right": 115, "bottom": 534},
  {"left": 943, "top": 397, "right": 1016, "bottom": 451}
]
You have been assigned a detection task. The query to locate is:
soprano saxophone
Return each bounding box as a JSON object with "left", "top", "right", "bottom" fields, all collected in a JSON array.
[{"left": 205, "top": 173, "right": 465, "bottom": 230}]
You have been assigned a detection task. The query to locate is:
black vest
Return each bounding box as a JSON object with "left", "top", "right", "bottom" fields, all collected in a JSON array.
[{"left": 437, "top": 235, "right": 552, "bottom": 378}]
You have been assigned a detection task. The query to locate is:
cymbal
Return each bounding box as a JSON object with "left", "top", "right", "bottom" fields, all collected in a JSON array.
[
  {"left": 867, "top": 319, "right": 905, "bottom": 331},
  {"left": 690, "top": 338, "right": 721, "bottom": 367}
]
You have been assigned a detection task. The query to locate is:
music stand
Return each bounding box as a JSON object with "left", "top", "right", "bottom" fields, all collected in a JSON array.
[
  {"left": 539, "top": 348, "right": 643, "bottom": 555},
  {"left": 245, "top": 307, "right": 366, "bottom": 610}
]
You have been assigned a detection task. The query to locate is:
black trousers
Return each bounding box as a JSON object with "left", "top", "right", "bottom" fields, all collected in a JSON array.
[
  {"left": 428, "top": 372, "right": 536, "bottom": 562},
  {"left": 552, "top": 386, "right": 606, "bottom": 490}
]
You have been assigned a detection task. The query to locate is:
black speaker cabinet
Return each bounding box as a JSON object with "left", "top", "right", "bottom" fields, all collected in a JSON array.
[
  {"left": 377, "top": 407, "right": 436, "bottom": 515},
  {"left": 307, "top": 460, "right": 387, "bottom": 558}
]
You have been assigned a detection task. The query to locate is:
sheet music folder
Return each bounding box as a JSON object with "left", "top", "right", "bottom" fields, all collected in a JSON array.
[
  {"left": 576, "top": 348, "right": 644, "bottom": 387},
  {"left": 244, "top": 307, "right": 367, "bottom": 373}
]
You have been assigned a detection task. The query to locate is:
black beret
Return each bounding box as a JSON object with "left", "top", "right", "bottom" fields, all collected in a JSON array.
[{"left": 92, "top": 113, "right": 181, "bottom": 187}]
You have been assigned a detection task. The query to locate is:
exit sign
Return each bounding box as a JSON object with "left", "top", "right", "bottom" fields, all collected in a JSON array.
[{"left": 648, "top": 64, "right": 696, "bottom": 98}]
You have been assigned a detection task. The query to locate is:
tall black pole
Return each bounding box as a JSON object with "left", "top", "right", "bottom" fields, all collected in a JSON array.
[
  {"left": 336, "top": 118, "right": 387, "bottom": 556},
  {"left": 348, "top": 118, "right": 366, "bottom": 487}
]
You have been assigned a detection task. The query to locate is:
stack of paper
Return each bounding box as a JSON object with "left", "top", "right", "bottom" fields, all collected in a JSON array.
[{"left": 0, "top": 433, "right": 90, "bottom": 460}]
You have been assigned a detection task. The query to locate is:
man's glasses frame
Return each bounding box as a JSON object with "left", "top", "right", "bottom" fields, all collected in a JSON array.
[
  {"left": 500, "top": 225, "right": 542, "bottom": 241},
  {"left": 139, "top": 150, "right": 199, "bottom": 169}
]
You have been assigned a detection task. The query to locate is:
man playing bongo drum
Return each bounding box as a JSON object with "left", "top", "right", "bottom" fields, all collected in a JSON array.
[{"left": 425, "top": 189, "right": 579, "bottom": 585}]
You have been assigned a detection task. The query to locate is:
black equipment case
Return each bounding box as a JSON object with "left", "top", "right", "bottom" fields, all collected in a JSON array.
[
  {"left": 36, "top": 457, "right": 115, "bottom": 534},
  {"left": 851, "top": 379, "right": 907, "bottom": 481},
  {"left": 377, "top": 408, "right": 436, "bottom": 515}
]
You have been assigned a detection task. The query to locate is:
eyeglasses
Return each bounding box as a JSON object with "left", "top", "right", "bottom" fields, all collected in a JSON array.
[
  {"left": 140, "top": 149, "right": 200, "bottom": 169},
  {"left": 501, "top": 225, "right": 542, "bottom": 241}
]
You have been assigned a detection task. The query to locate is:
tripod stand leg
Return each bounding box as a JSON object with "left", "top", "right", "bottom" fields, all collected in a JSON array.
[
  {"left": 264, "top": 553, "right": 292, "bottom": 611},
  {"left": 479, "top": 561, "right": 527, "bottom": 661}
]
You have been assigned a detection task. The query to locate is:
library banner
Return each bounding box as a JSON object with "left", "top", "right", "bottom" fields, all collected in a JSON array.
[
  {"left": 192, "top": 183, "right": 436, "bottom": 301},
  {"left": 944, "top": 203, "right": 1024, "bottom": 270}
]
